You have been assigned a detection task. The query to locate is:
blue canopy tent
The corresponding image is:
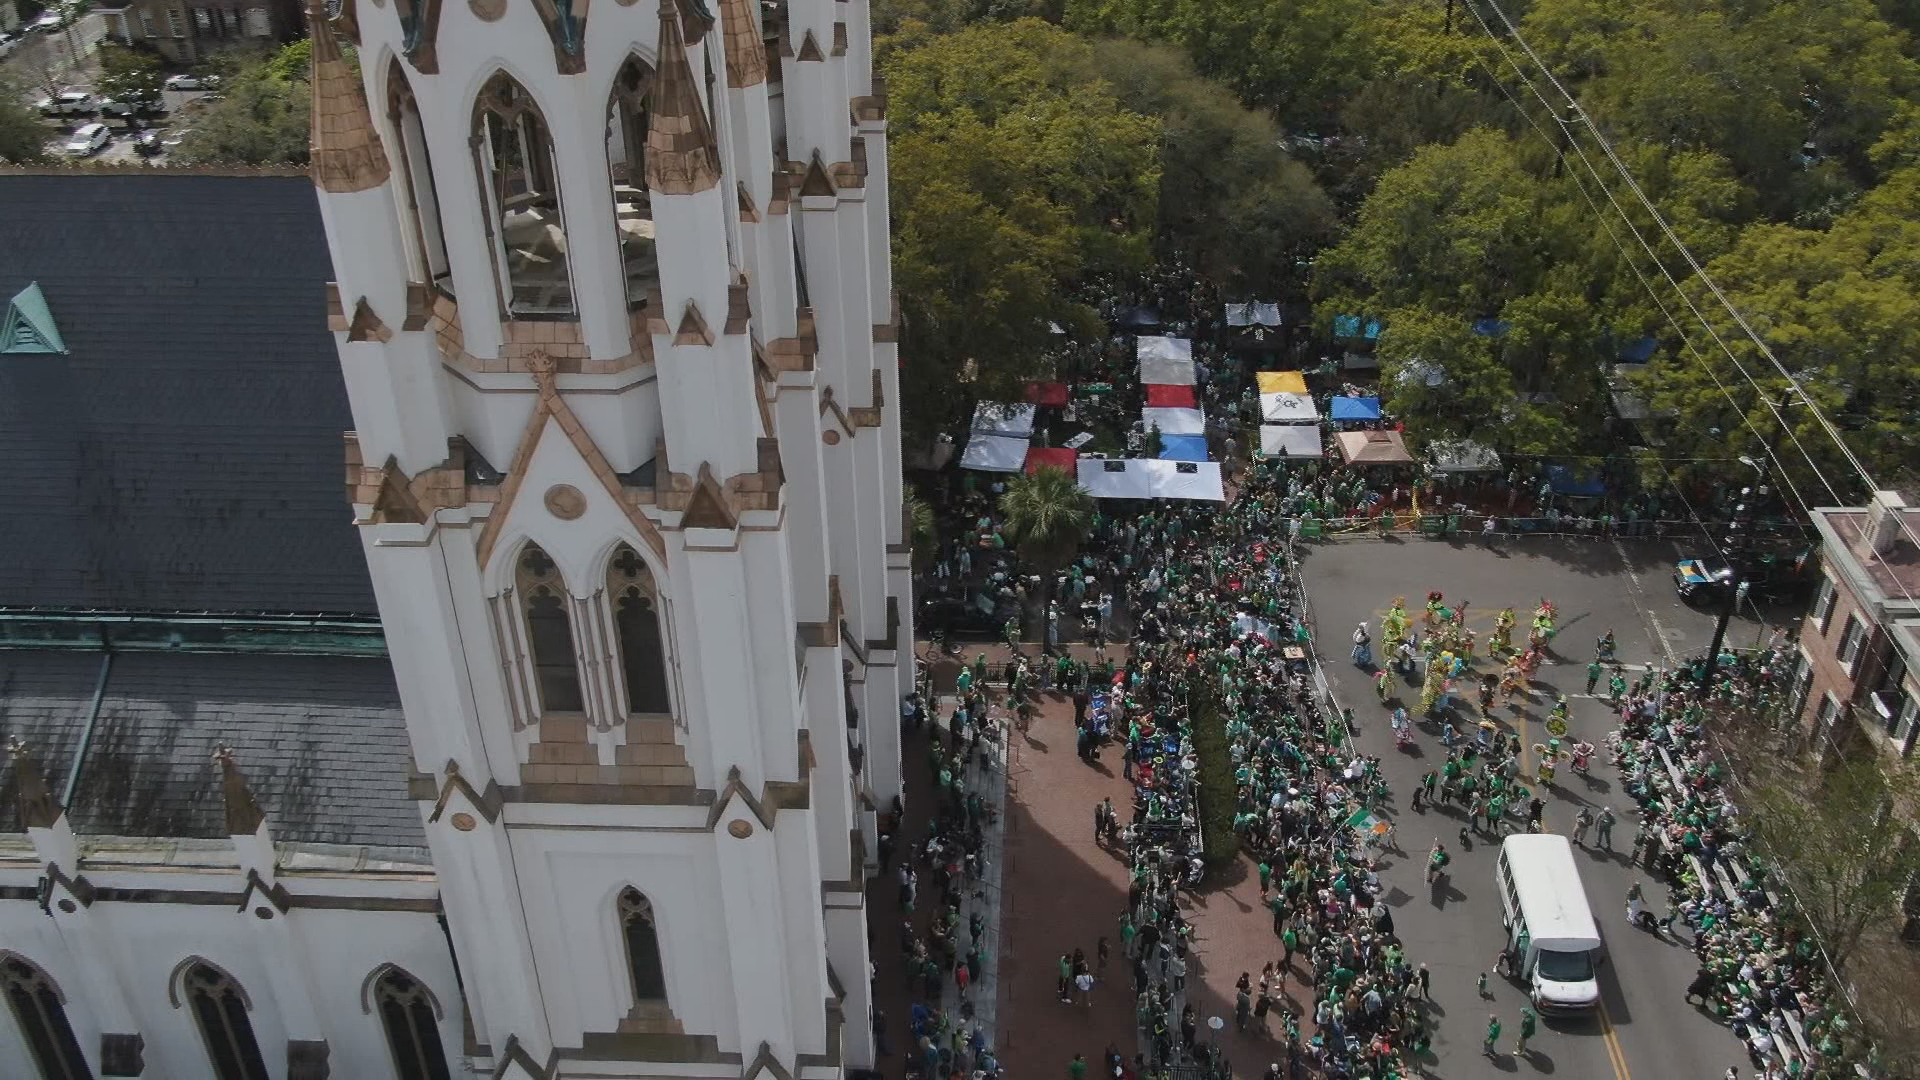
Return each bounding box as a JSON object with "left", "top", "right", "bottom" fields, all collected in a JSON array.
[
  {"left": 1329, "top": 396, "right": 1381, "bottom": 422},
  {"left": 1332, "top": 315, "right": 1382, "bottom": 341},
  {"left": 1546, "top": 465, "right": 1608, "bottom": 498},
  {"left": 1158, "top": 434, "right": 1210, "bottom": 462}
]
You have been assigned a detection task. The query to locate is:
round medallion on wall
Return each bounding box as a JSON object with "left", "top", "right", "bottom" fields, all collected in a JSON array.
[
  {"left": 450, "top": 812, "right": 478, "bottom": 832},
  {"left": 469, "top": 0, "right": 506, "bottom": 18},
  {"left": 544, "top": 484, "right": 587, "bottom": 521},
  {"left": 254, "top": 907, "right": 274, "bottom": 920},
  {"left": 728, "top": 819, "right": 755, "bottom": 839},
  {"left": 822, "top": 429, "right": 841, "bottom": 446},
  {"left": 57, "top": 899, "right": 76, "bottom": 913}
]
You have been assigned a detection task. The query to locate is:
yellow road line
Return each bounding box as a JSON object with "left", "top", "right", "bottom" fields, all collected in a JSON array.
[{"left": 1598, "top": 997, "right": 1632, "bottom": 1080}]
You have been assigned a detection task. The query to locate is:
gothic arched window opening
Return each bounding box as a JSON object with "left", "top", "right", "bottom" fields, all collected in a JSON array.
[
  {"left": 517, "top": 543, "right": 585, "bottom": 713},
  {"left": 474, "top": 73, "right": 575, "bottom": 317},
  {"left": 618, "top": 888, "right": 669, "bottom": 1003},
  {"left": 374, "top": 967, "right": 451, "bottom": 1080},
  {"left": 387, "top": 60, "right": 454, "bottom": 297},
  {"left": 606, "top": 57, "right": 658, "bottom": 310},
  {"left": 1, "top": 955, "right": 89, "bottom": 1080},
  {"left": 607, "top": 544, "right": 671, "bottom": 715},
  {"left": 183, "top": 962, "right": 269, "bottom": 1080}
]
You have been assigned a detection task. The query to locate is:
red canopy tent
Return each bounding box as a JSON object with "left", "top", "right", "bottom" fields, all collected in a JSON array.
[
  {"left": 1024, "top": 446, "right": 1077, "bottom": 475},
  {"left": 1024, "top": 381, "right": 1070, "bottom": 406},
  {"left": 1143, "top": 383, "right": 1198, "bottom": 409}
]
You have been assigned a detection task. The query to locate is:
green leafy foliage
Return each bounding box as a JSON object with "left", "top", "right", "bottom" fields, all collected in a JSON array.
[
  {"left": 0, "top": 80, "right": 50, "bottom": 164},
  {"left": 1187, "top": 673, "right": 1240, "bottom": 867},
  {"left": 171, "top": 39, "right": 318, "bottom": 166},
  {"left": 94, "top": 45, "right": 163, "bottom": 111}
]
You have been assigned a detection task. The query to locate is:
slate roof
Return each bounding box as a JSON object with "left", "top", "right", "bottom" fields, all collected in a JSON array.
[
  {"left": 0, "top": 173, "right": 376, "bottom": 615},
  {"left": 0, "top": 650, "right": 423, "bottom": 849}
]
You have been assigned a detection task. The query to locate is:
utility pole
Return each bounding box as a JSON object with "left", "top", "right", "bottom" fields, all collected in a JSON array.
[{"left": 1697, "top": 477, "right": 1762, "bottom": 696}]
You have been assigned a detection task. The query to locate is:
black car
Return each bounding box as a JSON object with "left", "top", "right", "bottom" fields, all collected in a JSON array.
[{"left": 1673, "top": 549, "right": 1813, "bottom": 606}]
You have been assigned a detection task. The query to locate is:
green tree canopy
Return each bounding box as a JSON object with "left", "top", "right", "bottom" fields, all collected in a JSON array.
[
  {"left": 0, "top": 80, "right": 49, "bottom": 165},
  {"left": 94, "top": 45, "right": 164, "bottom": 111}
]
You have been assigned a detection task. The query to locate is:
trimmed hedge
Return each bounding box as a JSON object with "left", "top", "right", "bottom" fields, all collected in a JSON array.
[{"left": 1188, "top": 673, "right": 1241, "bottom": 867}]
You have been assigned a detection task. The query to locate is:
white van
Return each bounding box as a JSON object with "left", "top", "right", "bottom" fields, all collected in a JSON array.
[{"left": 1496, "top": 834, "right": 1603, "bottom": 1012}]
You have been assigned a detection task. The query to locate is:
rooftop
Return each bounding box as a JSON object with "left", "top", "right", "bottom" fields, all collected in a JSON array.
[
  {"left": 0, "top": 172, "right": 375, "bottom": 616},
  {"left": 1814, "top": 505, "right": 1920, "bottom": 612},
  {"left": 0, "top": 649, "right": 422, "bottom": 849}
]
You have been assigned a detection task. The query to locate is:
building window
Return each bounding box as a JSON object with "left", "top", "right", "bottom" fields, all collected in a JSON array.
[
  {"left": 1814, "top": 691, "right": 1841, "bottom": 730},
  {"left": 387, "top": 60, "right": 454, "bottom": 296},
  {"left": 138, "top": 9, "right": 155, "bottom": 36},
  {"left": 1896, "top": 696, "right": 1919, "bottom": 757},
  {"left": 473, "top": 72, "right": 575, "bottom": 317},
  {"left": 373, "top": 968, "right": 450, "bottom": 1080},
  {"left": 1837, "top": 614, "right": 1866, "bottom": 675},
  {"left": 607, "top": 544, "right": 670, "bottom": 715},
  {"left": 165, "top": 8, "right": 183, "bottom": 36},
  {"left": 517, "top": 543, "right": 584, "bottom": 713},
  {"left": 183, "top": 962, "right": 269, "bottom": 1080},
  {"left": 618, "top": 889, "right": 668, "bottom": 1003},
  {"left": 1786, "top": 651, "right": 1814, "bottom": 728},
  {"left": 1812, "top": 577, "right": 1837, "bottom": 635},
  {"left": 2, "top": 956, "right": 90, "bottom": 1080},
  {"left": 244, "top": 7, "right": 269, "bottom": 35},
  {"left": 605, "top": 56, "right": 658, "bottom": 311}
]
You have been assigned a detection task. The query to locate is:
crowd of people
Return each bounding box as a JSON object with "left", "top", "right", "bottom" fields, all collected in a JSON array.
[{"left": 1608, "top": 648, "right": 1870, "bottom": 1077}]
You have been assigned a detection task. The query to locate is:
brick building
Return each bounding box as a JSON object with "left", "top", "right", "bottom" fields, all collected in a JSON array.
[
  {"left": 1793, "top": 491, "right": 1920, "bottom": 759},
  {"left": 101, "top": 0, "right": 299, "bottom": 63}
]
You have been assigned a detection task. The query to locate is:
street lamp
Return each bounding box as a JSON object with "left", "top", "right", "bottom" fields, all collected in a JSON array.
[{"left": 1697, "top": 457, "right": 1768, "bottom": 696}]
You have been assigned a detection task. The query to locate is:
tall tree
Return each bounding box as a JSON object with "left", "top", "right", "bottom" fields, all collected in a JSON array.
[
  {"left": 0, "top": 80, "right": 49, "bottom": 164},
  {"left": 171, "top": 42, "right": 314, "bottom": 166},
  {"left": 996, "top": 465, "right": 1095, "bottom": 611},
  {"left": 94, "top": 45, "right": 164, "bottom": 113}
]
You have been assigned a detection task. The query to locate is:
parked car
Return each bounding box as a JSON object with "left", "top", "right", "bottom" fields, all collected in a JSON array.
[
  {"left": 132, "top": 130, "right": 164, "bottom": 157},
  {"left": 164, "top": 74, "right": 220, "bottom": 91},
  {"left": 99, "top": 99, "right": 157, "bottom": 118},
  {"left": 31, "top": 11, "right": 65, "bottom": 32},
  {"left": 62, "top": 123, "right": 110, "bottom": 157},
  {"left": 36, "top": 90, "right": 96, "bottom": 116}
]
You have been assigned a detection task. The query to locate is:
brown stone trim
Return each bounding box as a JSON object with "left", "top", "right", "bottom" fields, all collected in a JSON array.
[
  {"left": 99, "top": 1032, "right": 143, "bottom": 1077},
  {"left": 830, "top": 21, "right": 847, "bottom": 55},
  {"left": 829, "top": 139, "right": 865, "bottom": 191},
  {"left": 742, "top": 1041, "right": 797, "bottom": 1080},
  {"left": 798, "top": 152, "right": 835, "bottom": 199},
  {"left": 795, "top": 29, "right": 825, "bottom": 62},
  {"left": 324, "top": 283, "right": 346, "bottom": 331},
  {"left": 573, "top": 1031, "right": 739, "bottom": 1064},
  {"left": 680, "top": 463, "right": 739, "bottom": 530},
  {"left": 287, "top": 1039, "right": 330, "bottom": 1080},
  {"left": 767, "top": 164, "right": 793, "bottom": 216},
  {"left": 308, "top": 1, "right": 392, "bottom": 194},
  {"left": 674, "top": 301, "right": 715, "bottom": 347},
  {"left": 766, "top": 307, "right": 818, "bottom": 372},
  {"left": 737, "top": 182, "right": 761, "bottom": 223},
  {"left": 23, "top": 885, "right": 440, "bottom": 913},
  {"left": 819, "top": 386, "right": 856, "bottom": 437},
  {"left": 726, "top": 280, "right": 752, "bottom": 335},
  {"left": 861, "top": 594, "right": 901, "bottom": 656},
  {"left": 367, "top": 456, "right": 429, "bottom": 523},
  {"left": 851, "top": 78, "right": 888, "bottom": 123},
  {"left": 40, "top": 864, "right": 96, "bottom": 913},
  {"left": 346, "top": 297, "right": 394, "bottom": 343},
  {"left": 648, "top": 0, "right": 723, "bottom": 195},
  {"left": 296, "top": 894, "right": 442, "bottom": 913},
  {"left": 236, "top": 869, "right": 293, "bottom": 915},
  {"left": 500, "top": 783, "right": 712, "bottom": 806},
  {"left": 657, "top": 440, "right": 783, "bottom": 518},
  {"left": 870, "top": 291, "right": 900, "bottom": 344},
  {"left": 404, "top": 282, "right": 433, "bottom": 331},
  {"left": 492, "top": 1035, "right": 559, "bottom": 1080},
  {"left": 0, "top": 886, "right": 37, "bottom": 901},
  {"left": 719, "top": 0, "right": 768, "bottom": 87},
  {"left": 530, "top": 0, "right": 590, "bottom": 74},
  {"left": 849, "top": 369, "right": 884, "bottom": 428},
  {"left": 7, "top": 738, "right": 61, "bottom": 830},
  {"left": 426, "top": 760, "right": 505, "bottom": 824},
  {"left": 402, "top": 0, "right": 443, "bottom": 73}
]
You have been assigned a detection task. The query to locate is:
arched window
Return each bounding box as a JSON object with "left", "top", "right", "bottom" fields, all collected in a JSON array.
[
  {"left": 1, "top": 955, "right": 89, "bottom": 1080},
  {"left": 606, "top": 544, "right": 671, "bottom": 715},
  {"left": 517, "top": 543, "right": 585, "bottom": 713},
  {"left": 182, "top": 962, "right": 268, "bottom": 1080},
  {"left": 474, "top": 73, "right": 574, "bottom": 317},
  {"left": 618, "top": 889, "right": 668, "bottom": 1002},
  {"left": 373, "top": 968, "right": 450, "bottom": 1080},
  {"left": 605, "top": 56, "right": 658, "bottom": 311},
  {"left": 387, "top": 59, "right": 453, "bottom": 296}
]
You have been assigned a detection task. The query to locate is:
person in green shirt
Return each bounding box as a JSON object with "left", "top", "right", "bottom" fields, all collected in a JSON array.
[
  {"left": 1515, "top": 1007, "right": 1536, "bottom": 1055},
  {"left": 1068, "top": 1053, "right": 1087, "bottom": 1080},
  {"left": 1483, "top": 1014, "right": 1502, "bottom": 1057},
  {"left": 1586, "top": 659, "right": 1603, "bottom": 694}
]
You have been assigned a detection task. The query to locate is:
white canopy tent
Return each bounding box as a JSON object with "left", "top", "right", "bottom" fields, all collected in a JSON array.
[
  {"left": 1077, "top": 458, "right": 1225, "bottom": 501},
  {"left": 1260, "top": 424, "right": 1324, "bottom": 458},
  {"left": 1225, "top": 302, "right": 1283, "bottom": 328},
  {"left": 1428, "top": 439, "right": 1501, "bottom": 472},
  {"left": 1260, "top": 392, "right": 1319, "bottom": 423},
  {"left": 1137, "top": 336, "right": 1197, "bottom": 385},
  {"left": 970, "top": 401, "right": 1037, "bottom": 438},
  {"left": 959, "top": 433, "right": 1029, "bottom": 472},
  {"left": 1141, "top": 407, "right": 1206, "bottom": 436}
]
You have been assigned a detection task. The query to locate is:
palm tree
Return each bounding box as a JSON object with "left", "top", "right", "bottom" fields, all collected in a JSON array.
[
  {"left": 905, "top": 492, "right": 937, "bottom": 571},
  {"left": 997, "top": 466, "right": 1095, "bottom": 631}
]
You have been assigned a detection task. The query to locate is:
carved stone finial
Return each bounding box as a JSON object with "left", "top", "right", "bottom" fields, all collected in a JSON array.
[
  {"left": 646, "top": 0, "right": 722, "bottom": 195},
  {"left": 8, "top": 738, "right": 61, "bottom": 830},
  {"left": 212, "top": 746, "right": 267, "bottom": 837}
]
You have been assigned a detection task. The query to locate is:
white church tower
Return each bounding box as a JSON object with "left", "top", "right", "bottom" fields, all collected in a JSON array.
[{"left": 306, "top": 0, "right": 911, "bottom": 1070}]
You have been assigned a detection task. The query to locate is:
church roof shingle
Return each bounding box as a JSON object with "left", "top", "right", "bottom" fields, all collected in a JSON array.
[
  {"left": 0, "top": 650, "right": 422, "bottom": 850},
  {"left": 0, "top": 173, "right": 376, "bottom": 616}
]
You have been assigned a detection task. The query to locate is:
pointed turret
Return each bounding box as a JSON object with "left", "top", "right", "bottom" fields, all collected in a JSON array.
[
  {"left": 647, "top": 0, "right": 722, "bottom": 195},
  {"left": 719, "top": 0, "right": 768, "bottom": 88},
  {"left": 7, "top": 737, "right": 61, "bottom": 830},
  {"left": 307, "top": 0, "right": 391, "bottom": 194},
  {"left": 213, "top": 745, "right": 268, "bottom": 837}
]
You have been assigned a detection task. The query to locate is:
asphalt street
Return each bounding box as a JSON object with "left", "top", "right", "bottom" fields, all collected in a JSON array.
[{"left": 1301, "top": 534, "right": 1785, "bottom": 1080}]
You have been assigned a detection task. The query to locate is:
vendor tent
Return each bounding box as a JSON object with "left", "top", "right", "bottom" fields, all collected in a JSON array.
[
  {"left": 960, "top": 433, "right": 1029, "bottom": 472},
  {"left": 970, "top": 401, "right": 1036, "bottom": 438},
  {"left": 1260, "top": 392, "right": 1319, "bottom": 423},
  {"left": 1024, "top": 446, "right": 1077, "bottom": 475},
  {"left": 1256, "top": 370, "right": 1309, "bottom": 395},
  {"left": 1136, "top": 335, "right": 1192, "bottom": 363},
  {"left": 1158, "top": 434, "right": 1210, "bottom": 461},
  {"left": 1076, "top": 459, "right": 1225, "bottom": 501},
  {"left": 1078, "top": 458, "right": 1154, "bottom": 499},
  {"left": 1225, "top": 302, "right": 1283, "bottom": 328},
  {"left": 1024, "top": 381, "right": 1069, "bottom": 406},
  {"left": 1427, "top": 439, "right": 1501, "bottom": 472},
  {"left": 1328, "top": 396, "right": 1381, "bottom": 422},
  {"left": 1260, "top": 424, "right": 1324, "bottom": 459},
  {"left": 1333, "top": 315, "right": 1382, "bottom": 341},
  {"left": 1137, "top": 336, "right": 1196, "bottom": 386},
  {"left": 1144, "top": 383, "right": 1198, "bottom": 409},
  {"left": 1142, "top": 407, "right": 1206, "bottom": 436},
  {"left": 1334, "top": 430, "right": 1413, "bottom": 465}
]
